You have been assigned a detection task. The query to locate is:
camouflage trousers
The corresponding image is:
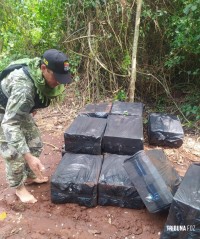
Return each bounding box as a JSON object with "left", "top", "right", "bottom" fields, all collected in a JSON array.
[{"left": 0, "top": 114, "right": 43, "bottom": 188}]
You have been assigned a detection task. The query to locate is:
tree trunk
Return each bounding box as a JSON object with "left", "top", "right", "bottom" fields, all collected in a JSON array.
[{"left": 129, "top": 0, "right": 143, "bottom": 102}]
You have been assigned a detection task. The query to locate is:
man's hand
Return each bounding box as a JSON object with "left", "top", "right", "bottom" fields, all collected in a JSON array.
[{"left": 23, "top": 153, "right": 45, "bottom": 179}]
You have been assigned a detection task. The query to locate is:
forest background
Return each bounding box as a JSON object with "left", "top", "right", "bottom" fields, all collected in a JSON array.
[{"left": 0, "top": 0, "right": 199, "bottom": 128}]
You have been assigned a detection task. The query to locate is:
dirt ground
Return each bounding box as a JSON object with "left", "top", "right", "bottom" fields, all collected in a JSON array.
[{"left": 0, "top": 91, "right": 200, "bottom": 239}]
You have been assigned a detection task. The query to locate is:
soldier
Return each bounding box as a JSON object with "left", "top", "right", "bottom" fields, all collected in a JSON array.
[{"left": 0, "top": 49, "right": 71, "bottom": 203}]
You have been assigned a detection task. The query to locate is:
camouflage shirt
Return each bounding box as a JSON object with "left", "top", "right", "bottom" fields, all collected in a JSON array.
[{"left": 0, "top": 58, "right": 40, "bottom": 155}]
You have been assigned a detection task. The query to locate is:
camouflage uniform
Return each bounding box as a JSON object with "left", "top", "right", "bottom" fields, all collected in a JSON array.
[{"left": 0, "top": 59, "right": 43, "bottom": 188}]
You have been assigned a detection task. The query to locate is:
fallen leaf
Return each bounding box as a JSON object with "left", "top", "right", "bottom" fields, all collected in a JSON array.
[{"left": 0, "top": 211, "right": 7, "bottom": 221}]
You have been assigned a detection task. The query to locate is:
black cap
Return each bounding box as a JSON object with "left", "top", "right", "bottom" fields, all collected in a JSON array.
[{"left": 42, "top": 49, "right": 71, "bottom": 84}]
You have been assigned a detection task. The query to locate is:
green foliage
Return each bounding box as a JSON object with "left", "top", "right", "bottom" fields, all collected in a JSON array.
[
  {"left": 68, "top": 54, "right": 81, "bottom": 83},
  {"left": 181, "top": 104, "right": 200, "bottom": 121},
  {"left": 0, "top": 57, "right": 10, "bottom": 71},
  {"left": 0, "top": 0, "right": 200, "bottom": 109},
  {"left": 0, "top": 0, "right": 67, "bottom": 57},
  {"left": 63, "top": 0, "right": 134, "bottom": 101},
  {"left": 164, "top": 0, "right": 200, "bottom": 79},
  {"left": 69, "top": 54, "right": 81, "bottom": 75},
  {"left": 180, "top": 90, "right": 200, "bottom": 122},
  {"left": 114, "top": 90, "right": 127, "bottom": 102},
  {"left": 155, "top": 96, "right": 168, "bottom": 112},
  {"left": 122, "top": 52, "right": 131, "bottom": 74},
  {"left": 175, "top": 0, "right": 200, "bottom": 53},
  {"left": 30, "top": 27, "right": 43, "bottom": 46}
]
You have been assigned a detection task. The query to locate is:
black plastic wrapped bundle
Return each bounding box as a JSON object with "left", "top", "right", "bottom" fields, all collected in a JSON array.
[
  {"left": 124, "top": 150, "right": 173, "bottom": 213},
  {"left": 64, "top": 116, "right": 107, "bottom": 155},
  {"left": 148, "top": 113, "right": 184, "bottom": 148},
  {"left": 160, "top": 163, "right": 200, "bottom": 239},
  {"left": 51, "top": 153, "right": 103, "bottom": 207},
  {"left": 111, "top": 101, "right": 144, "bottom": 117},
  {"left": 103, "top": 115, "right": 144, "bottom": 155},
  {"left": 98, "top": 154, "right": 145, "bottom": 209},
  {"left": 78, "top": 102, "right": 112, "bottom": 118},
  {"left": 146, "top": 149, "right": 182, "bottom": 195}
]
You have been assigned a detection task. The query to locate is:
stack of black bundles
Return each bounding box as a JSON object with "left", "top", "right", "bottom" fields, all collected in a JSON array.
[
  {"left": 148, "top": 113, "right": 184, "bottom": 148},
  {"left": 64, "top": 115, "right": 107, "bottom": 155},
  {"left": 103, "top": 115, "right": 144, "bottom": 155},
  {"left": 146, "top": 149, "right": 182, "bottom": 195},
  {"left": 98, "top": 154, "right": 145, "bottom": 209},
  {"left": 160, "top": 163, "right": 200, "bottom": 239},
  {"left": 51, "top": 153, "right": 103, "bottom": 207},
  {"left": 111, "top": 101, "right": 144, "bottom": 117},
  {"left": 78, "top": 102, "right": 112, "bottom": 118},
  {"left": 124, "top": 150, "right": 173, "bottom": 213}
]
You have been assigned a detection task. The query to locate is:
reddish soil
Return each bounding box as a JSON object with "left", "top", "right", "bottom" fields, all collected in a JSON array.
[{"left": 0, "top": 93, "right": 200, "bottom": 239}]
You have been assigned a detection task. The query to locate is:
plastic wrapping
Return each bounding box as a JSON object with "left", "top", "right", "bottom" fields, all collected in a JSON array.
[
  {"left": 160, "top": 163, "right": 200, "bottom": 239},
  {"left": 148, "top": 113, "right": 184, "bottom": 148},
  {"left": 145, "top": 149, "right": 182, "bottom": 195},
  {"left": 64, "top": 116, "right": 107, "bottom": 155},
  {"left": 51, "top": 153, "right": 103, "bottom": 207},
  {"left": 78, "top": 102, "right": 112, "bottom": 118},
  {"left": 98, "top": 154, "right": 144, "bottom": 209},
  {"left": 124, "top": 150, "right": 173, "bottom": 213},
  {"left": 111, "top": 101, "right": 144, "bottom": 117},
  {"left": 103, "top": 115, "right": 144, "bottom": 155}
]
